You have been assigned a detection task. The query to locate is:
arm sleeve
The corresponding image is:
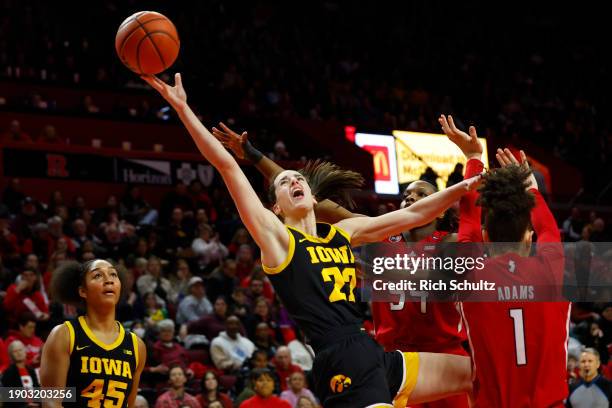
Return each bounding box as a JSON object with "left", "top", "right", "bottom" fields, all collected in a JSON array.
[
  {"left": 458, "top": 158, "right": 484, "bottom": 243},
  {"left": 530, "top": 188, "right": 564, "bottom": 286}
]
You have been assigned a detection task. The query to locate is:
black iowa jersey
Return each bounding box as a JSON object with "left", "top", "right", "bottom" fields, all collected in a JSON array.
[
  {"left": 263, "top": 223, "right": 362, "bottom": 348},
  {"left": 64, "top": 316, "right": 138, "bottom": 408}
]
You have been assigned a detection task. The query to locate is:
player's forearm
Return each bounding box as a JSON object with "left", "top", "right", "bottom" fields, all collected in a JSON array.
[
  {"left": 176, "top": 104, "right": 237, "bottom": 171},
  {"left": 406, "top": 178, "right": 474, "bottom": 228},
  {"left": 530, "top": 188, "right": 560, "bottom": 243},
  {"left": 255, "top": 156, "right": 285, "bottom": 181}
]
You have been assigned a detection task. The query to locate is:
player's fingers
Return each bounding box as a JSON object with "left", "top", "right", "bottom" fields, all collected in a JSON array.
[
  {"left": 175, "top": 73, "right": 182, "bottom": 87},
  {"left": 504, "top": 148, "right": 519, "bottom": 164},
  {"left": 219, "top": 122, "right": 236, "bottom": 135},
  {"left": 496, "top": 148, "right": 510, "bottom": 166},
  {"left": 448, "top": 115, "right": 462, "bottom": 136},
  {"left": 519, "top": 150, "right": 529, "bottom": 168},
  {"left": 439, "top": 115, "right": 452, "bottom": 135}
]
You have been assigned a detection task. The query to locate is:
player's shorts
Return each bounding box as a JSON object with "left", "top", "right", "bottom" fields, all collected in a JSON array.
[{"left": 311, "top": 331, "right": 418, "bottom": 408}]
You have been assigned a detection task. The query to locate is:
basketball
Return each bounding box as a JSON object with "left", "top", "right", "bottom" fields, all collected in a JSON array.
[{"left": 115, "top": 11, "right": 180, "bottom": 75}]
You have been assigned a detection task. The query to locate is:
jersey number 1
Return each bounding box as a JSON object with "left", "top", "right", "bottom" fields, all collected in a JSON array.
[{"left": 509, "top": 308, "right": 527, "bottom": 366}]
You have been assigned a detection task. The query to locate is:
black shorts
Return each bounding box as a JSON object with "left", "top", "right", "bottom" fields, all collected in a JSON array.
[{"left": 311, "top": 333, "right": 418, "bottom": 407}]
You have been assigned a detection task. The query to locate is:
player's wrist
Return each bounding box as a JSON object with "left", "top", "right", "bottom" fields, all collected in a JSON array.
[
  {"left": 466, "top": 152, "right": 482, "bottom": 160},
  {"left": 243, "top": 139, "right": 263, "bottom": 164}
]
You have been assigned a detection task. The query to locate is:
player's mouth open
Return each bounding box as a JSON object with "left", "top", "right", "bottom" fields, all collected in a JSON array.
[{"left": 292, "top": 189, "right": 304, "bottom": 198}]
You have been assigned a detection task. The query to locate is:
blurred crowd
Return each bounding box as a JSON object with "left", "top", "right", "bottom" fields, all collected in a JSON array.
[
  {"left": 1, "top": 1, "right": 612, "bottom": 202},
  {"left": 2, "top": 1, "right": 612, "bottom": 406}
]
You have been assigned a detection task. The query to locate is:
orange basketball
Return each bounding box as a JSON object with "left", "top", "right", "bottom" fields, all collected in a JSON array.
[{"left": 115, "top": 11, "right": 180, "bottom": 75}]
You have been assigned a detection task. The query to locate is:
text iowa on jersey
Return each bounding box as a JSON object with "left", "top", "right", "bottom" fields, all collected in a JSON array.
[{"left": 79, "top": 356, "right": 133, "bottom": 379}]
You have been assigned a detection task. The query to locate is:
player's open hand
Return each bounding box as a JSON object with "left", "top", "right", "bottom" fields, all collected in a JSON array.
[
  {"left": 141, "top": 73, "right": 187, "bottom": 110},
  {"left": 211, "top": 122, "right": 248, "bottom": 160},
  {"left": 495, "top": 148, "right": 538, "bottom": 191},
  {"left": 438, "top": 114, "right": 483, "bottom": 160}
]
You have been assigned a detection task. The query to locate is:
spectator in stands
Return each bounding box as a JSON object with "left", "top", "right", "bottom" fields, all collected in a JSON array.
[
  {"left": 154, "top": 364, "right": 201, "bottom": 408},
  {"left": 137, "top": 256, "right": 177, "bottom": 305},
  {"left": 272, "top": 347, "right": 303, "bottom": 392},
  {"left": 287, "top": 329, "right": 314, "bottom": 371},
  {"left": 296, "top": 396, "right": 316, "bottom": 408},
  {"left": 207, "top": 259, "right": 238, "bottom": 302},
  {"left": 37, "top": 124, "right": 65, "bottom": 144},
  {"left": 0, "top": 338, "right": 9, "bottom": 373},
  {"left": 116, "top": 267, "right": 140, "bottom": 323},
  {"left": 420, "top": 167, "right": 439, "bottom": 187},
  {"left": 253, "top": 322, "right": 279, "bottom": 358},
  {"left": 446, "top": 163, "right": 464, "bottom": 187},
  {"left": 12, "top": 196, "right": 43, "bottom": 242},
  {"left": 47, "top": 215, "right": 76, "bottom": 256},
  {"left": 210, "top": 315, "right": 255, "bottom": 372},
  {"left": 567, "top": 348, "right": 612, "bottom": 407},
  {"left": 5, "top": 312, "right": 43, "bottom": 368},
  {"left": 142, "top": 292, "right": 169, "bottom": 328},
  {"left": 163, "top": 207, "right": 193, "bottom": 258},
  {"left": 71, "top": 218, "right": 103, "bottom": 255},
  {"left": 81, "top": 95, "right": 100, "bottom": 114},
  {"left": 235, "top": 244, "right": 255, "bottom": 281},
  {"left": 229, "top": 287, "right": 250, "bottom": 319},
  {"left": 240, "top": 368, "right": 291, "bottom": 408},
  {"left": 188, "top": 296, "right": 229, "bottom": 341},
  {"left": 176, "top": 277, "right": 213, "bottom": 325},
  {"left": 246, "top": 278, "right": 266, "bottom": 308},
  {"left": 1, "top": 178, "right": 26, "bottom": 214},
  {"left": 120, "top": 185, "right": 158, "bottom": 226},
  {"left": 160, "top": 182, "right": 194, "bottom": 225},
  {"left": 563, "top": 207, "right": 584, "bottom": 242},
  {"left": 0, "top": 206, "right": 20, "bottom": 264},
  {"left": 3, "top": 268, "right": 48, "bottom": 327},
  {"left": 234, "top": 349, "right": 279, "bottom": 406},
  {"left": 241, "top": 267, "right": 274, "bottom": 304},
  {"left": 280, "top": 372, "right": 317, "bottom": 407},
  {"left": 196, "top": 371, "right": 233, "bottom": 408},
  {"left": 227, "top": 228, "right": 255, "bottom": 257},
  {"left": 190, "top": 181, "right": 218, "bottom": 223},
  {"left": 245, "top": 297, "right": 283, "bottom": 343},
  {"left": 1, "top": 340, "right": 40, "bottom": 401},
  {"left": 1, "top": 120, "right": 32, "bottom": 143},
  {"left": 171, "top": 258, "right": 193, "bottom": 299},
  {"left": 135, "top": 395, "right": 150, "bottom": 408},
  {"left": 192, "top": 224, "right": 228, "bottom": 271},
  {"left": 149, "top": 320, "right": 188, "bottom": 376}
]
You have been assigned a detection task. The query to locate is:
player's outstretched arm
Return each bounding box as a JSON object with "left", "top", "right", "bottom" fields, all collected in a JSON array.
[
  {"left": 40, "top": 324, "right": 71, "bottom": 408},
  {"left": 439, "top": 114, "right": 484, "bottom": 243},
  {"left": 212, "top": 122, "right": 364, "bottom": 223},
  {"left": 142, "top": 74, "right": 289, "bottom": 268},
  {"left": 336, "top": 176, "right": 480, "bottom": 247},
  {"left": 407, "top": 353, "right": 472, "bottom": 404}
]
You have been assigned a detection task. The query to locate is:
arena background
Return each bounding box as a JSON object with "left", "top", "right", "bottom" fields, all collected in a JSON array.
[{"left": 1, "top": 1, "right": 611, "bottom": 407}]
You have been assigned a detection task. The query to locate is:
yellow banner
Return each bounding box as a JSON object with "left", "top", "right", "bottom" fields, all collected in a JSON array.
[{"left": 393, "top": 130, "right": 489, "bottom": 190}]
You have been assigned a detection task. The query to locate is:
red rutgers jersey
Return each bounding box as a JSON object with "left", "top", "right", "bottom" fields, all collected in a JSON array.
[
  {"left": 372, "top": 231, "right": 467, "bottom": 355},
  {"left": 458, "top": 158, "right": 570, "bottom": 408}
]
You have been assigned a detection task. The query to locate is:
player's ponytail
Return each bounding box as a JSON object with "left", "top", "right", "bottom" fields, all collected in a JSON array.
[
  {"left": 477, "top": 164, "right": 536, "bottom": 242},
  {"left": 299, "top": 160, "right": 364, "bottom": 209}
]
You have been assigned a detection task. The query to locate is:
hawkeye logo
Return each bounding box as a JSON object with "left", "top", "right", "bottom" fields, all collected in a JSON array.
[{"left": 330, "top": 374, "right": 352, "bottom": 393}]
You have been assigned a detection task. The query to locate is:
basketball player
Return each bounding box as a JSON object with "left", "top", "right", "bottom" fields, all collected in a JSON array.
[
  {"left": 143, "top": 72, "right": 477, "bottom": 407},
  {"left": 439, "top": 115, "right": 570, "bottom": 407},
  {"left": 40, "top": 259, "right": 146, "bottom": 407},
  {"left": 212, "top": 123, "right": 470, "bottom": 408}
]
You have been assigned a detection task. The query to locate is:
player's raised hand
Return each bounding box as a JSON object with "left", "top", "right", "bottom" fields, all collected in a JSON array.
[
  {"left": 495, "top": 148, "right": 538, "bottom": 191},
  {"left": 438, "top": 114, "right": 483, "bottom": 160},
  {"left": 141, "top": 73, "right": 187, "bottom": 110},
  {"left": 212, "top": 122, "right": 248, "bottom": 160}
]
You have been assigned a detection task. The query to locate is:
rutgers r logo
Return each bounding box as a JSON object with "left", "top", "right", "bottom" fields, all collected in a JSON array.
[
  {"left": 46, "top": 154, "right": 69, "bottom": 177},
  {"left": 330, "top": 374, "right": 352, "bottom": 393}
]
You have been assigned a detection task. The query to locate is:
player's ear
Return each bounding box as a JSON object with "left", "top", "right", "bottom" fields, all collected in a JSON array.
[
  {"left": 78, "top": 285, "right": 87, "bottom": 300},
  {"left": 272, "top": 203, "right": 282, "bottom": 217}
]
